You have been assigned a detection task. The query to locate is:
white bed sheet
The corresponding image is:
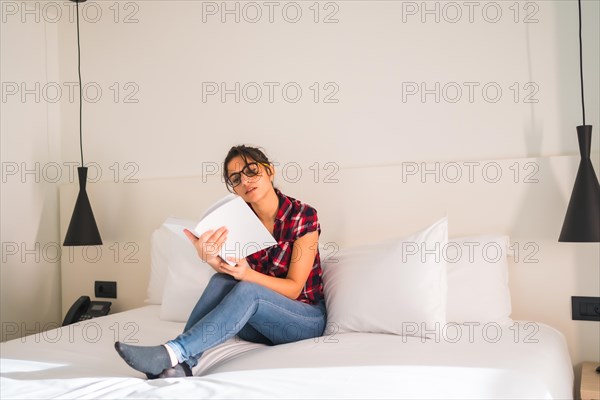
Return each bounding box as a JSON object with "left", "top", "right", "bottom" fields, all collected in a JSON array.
[{"left": 1, "top": 305, "right": 574, "bottom": 399}]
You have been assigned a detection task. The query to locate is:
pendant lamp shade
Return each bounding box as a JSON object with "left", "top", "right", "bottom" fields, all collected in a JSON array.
[
  {"left": 559, "top": 125, "right": 600, "bottom": 242},
  {"left": 63, "top": 0, "right": 102, "bottom": 246},
  {"left": 558, "top": 0, "right": 600, "bottom": 242},
  {"left": 63, "top": 167, "right": 102, "bottom": 246}
]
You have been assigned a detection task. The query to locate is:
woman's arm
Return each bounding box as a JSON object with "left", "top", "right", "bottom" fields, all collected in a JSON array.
[{"left": 221, "top": 230, "right": 320, "bottom": 300}]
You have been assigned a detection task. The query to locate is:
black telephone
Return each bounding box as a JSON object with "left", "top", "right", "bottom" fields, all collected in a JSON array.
[{"left": 62, "top": 296, "right": 112, "bottom": 326}]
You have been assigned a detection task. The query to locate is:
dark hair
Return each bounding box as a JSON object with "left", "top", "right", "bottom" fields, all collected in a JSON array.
[{"left": 223, "top": 145, "right": 276, "bottom": 192}]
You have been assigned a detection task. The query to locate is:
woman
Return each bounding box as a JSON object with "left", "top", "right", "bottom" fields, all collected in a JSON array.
[{"left": 115, "top": 145, "right": 327, "bottom": 378}]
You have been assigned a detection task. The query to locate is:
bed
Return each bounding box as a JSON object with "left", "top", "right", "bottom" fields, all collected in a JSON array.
[
  {"left": 1, "top": 158, "right": 579, "bottom": 399},
  {"left": 1, "top": 304, "right": 573, "bottom": 399},
  {"left": 1, "top": 224, "right": 575, "bottom": 399}
]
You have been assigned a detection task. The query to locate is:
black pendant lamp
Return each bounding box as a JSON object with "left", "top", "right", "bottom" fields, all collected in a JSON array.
[
  {"left": 559, "top": 0, "right": 600, "bottom": 243},
  {"left": 63, "top": 0, "right": 102, "bottom": 246}
]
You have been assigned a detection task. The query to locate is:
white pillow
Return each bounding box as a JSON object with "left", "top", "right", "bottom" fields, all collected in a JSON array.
[
  {"left": 445, "top": 234, "right": 512, "bottom": 324},
  {"left": 322, "top": 217, "right": 448, "bottom": 337},
  {"left": 159, "top": 228, "right": 216, "bottom": 322},
  {"left": 145, "top": 226, "right": 172, "bottom": 305}
]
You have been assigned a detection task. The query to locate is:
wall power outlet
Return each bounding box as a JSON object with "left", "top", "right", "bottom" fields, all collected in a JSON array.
[
  {"left": 571, "top": 296, "right": 600, "bottom": 321},
  {"left": 95, "top": 281, "right": 117, "bottom": 299}
]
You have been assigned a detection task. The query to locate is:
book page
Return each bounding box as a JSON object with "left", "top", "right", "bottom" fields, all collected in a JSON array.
[
  {"left": 200, "top": 193, "right": 237, "bottom": 220},
  {"left": 163, "top": 217, "right": 197, "bottom": 240},
  {"left": 162, "top": 195, "right": 277, "bottom": 266},
  {"left": 195, "top": 196, "right": 277, "bottom": 265}
]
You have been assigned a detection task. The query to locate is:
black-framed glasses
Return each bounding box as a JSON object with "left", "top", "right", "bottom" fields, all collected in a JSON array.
[{"left": 227, "top": 162, "right": 268, "bottom": 188}]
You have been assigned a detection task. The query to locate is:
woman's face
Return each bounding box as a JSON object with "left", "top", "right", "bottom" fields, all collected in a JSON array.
[{"left": 226, "top": 155, "right": 274, "bottom": 203}]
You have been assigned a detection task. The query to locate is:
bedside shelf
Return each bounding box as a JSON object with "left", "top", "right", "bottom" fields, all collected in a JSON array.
[{"left": 581, "top": 362, "right": 600, "bottom": 400}]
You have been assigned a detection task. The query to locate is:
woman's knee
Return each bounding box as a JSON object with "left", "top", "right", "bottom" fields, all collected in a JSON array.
[
  {"left": 200, "top": 273, "right": 238, "bottom": 299},
  {"left": 230, "top": 281, "right": 263, "bottom": 300},
  {"left": 208, "top": 272, "right": 236, "bottom": 286}
]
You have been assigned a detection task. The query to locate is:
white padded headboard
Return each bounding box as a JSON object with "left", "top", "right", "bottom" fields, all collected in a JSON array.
[{"left": 59, "top": 154, "right": 596, "bottom": 335}]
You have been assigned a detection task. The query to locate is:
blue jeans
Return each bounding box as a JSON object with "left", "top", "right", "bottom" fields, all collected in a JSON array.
[{"left": 166, "top": 273, "right": 327, "bottom": 368}]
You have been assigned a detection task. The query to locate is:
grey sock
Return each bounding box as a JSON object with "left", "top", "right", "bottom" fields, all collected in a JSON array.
[
  {"left": 114, "top": 341, "right": 173, "bottom": 376},
  {"left": 156, "top": 362, "right": 193, "bottom": 379}
]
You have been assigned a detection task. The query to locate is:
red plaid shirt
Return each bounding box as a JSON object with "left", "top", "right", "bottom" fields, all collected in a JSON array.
[{"left": 245, "top": 188, "right": 324, "bottom": 305}]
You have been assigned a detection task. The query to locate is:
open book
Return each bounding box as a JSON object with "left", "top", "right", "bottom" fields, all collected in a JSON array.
[{"left": 164, "top": 194, "right": 278, "bottom": 266}]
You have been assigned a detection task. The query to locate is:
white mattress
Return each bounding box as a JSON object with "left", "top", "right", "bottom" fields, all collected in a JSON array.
[{"left": 0, "top": 305, "right": 574, "bottom": 399}]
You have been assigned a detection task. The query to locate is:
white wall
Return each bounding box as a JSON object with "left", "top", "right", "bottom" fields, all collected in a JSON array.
[
  {"left": 1, "top": 9, "right": 62, "bottom": 338},
  {"left": 56, "top": 0, "right": 598, "bottom": 175},
  {"left": 1, "top": 0, "right": 598, "bottom": 384}
]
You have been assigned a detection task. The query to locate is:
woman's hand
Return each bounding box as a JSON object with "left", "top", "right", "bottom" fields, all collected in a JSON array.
[
  {"left": 183, "top": 226, "right": 228, "bottom": 267},
  {"left": 218, "top": 256, "right": 252, "bottom": 281}
]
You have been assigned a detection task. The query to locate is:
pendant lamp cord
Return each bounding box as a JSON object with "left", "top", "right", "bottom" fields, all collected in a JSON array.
[
  {"left": 578, "top": 0, "right": 586, "bottom": 126},
  {"left": 75, "top": 0, "right": 84, "bottom": 167}
]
